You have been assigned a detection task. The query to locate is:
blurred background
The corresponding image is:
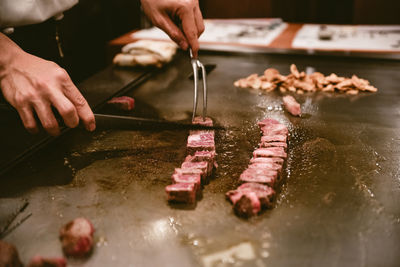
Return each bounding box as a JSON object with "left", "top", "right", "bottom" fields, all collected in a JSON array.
[{"left": 56, "top": 0, "right": 400, "bottom": 82}]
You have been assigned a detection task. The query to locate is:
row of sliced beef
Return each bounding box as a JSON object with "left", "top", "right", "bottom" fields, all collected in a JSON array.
[
  {"left": 165, "top": 117, "right": 217, "bottom": 204},
  {"left": 226, "top": 118, "right": 289, "bottom": 218}
]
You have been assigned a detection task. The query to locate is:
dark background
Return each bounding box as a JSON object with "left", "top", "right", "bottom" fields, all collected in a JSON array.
[
  {"left": 8, "top": 0, "right": 400, "bottom": 84},
  {"left": 200, "top": 0, "right": 400, "bottom": 24}
]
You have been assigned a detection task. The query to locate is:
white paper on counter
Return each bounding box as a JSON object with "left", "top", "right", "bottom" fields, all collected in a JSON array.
[
  {"left": 292, "top": 24, "right": 400, "bottom": 52},
  {"left": 132, "top": 18, "right": 287, "bottom": 48}
]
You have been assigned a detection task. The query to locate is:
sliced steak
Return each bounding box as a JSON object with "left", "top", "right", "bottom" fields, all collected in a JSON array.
[
  {"left": 166, "top": 183, "right": 197, "bottom": 204},
  {"left": 106, "top": 96, "right": 135, "bottom": 111},
  {"left": 59, "top": 217, "right": 95, "bottom": 258},
  {"left": 283, "top": 95, "right": 301, "bottom": 116},
  {"left": 253, "top": 147, "right": 287, "bottom": 159},
  {"left": 0, "top": 241, "right": 23, "bottom": 267},
  {"left": 28, "top": 256, "right": 66, "bottom": 267}
]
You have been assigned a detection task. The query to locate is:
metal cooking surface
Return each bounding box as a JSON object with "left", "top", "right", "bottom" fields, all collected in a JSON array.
[{"left": 1, "top": 51, "right": 400, "bottom": 267}]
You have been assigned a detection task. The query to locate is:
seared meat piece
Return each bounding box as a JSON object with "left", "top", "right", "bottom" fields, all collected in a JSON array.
[
  {"left": 253, "top": 147, "right": 287, "bottom": 159},
  {"left": 192, "top": 116, "right": 213, "bottom": 126},
  {"left": 261, "top": 125, "right": 288, "bottom": 136},
  {"left": 239, "top": 174, "right": 277, "bottom": 188},
  {"left": 171, "top": 173, "right": 201, "bottom": 191},
  {"left": 240, "top": 168, "right": 278, "bottom": 187},
  {"left": 283, "top": 95, "right": 301, "bottom": 116},
  {"left": 188, "top": 131, "right": 215, "bottom": 142},
  {"left": 59, "top": 217, "right": 95, "bottom": 258},
  {"left": 257, "top": 118, "right": 281, "bottom": 127},
  {"left": 249, "top": 157, "right": 284, "bottom": 165},
  {"left": 261, "top": 134, "right": 287, "bottom": 143},
  {"left": 187, "top": 132, "right": 215, "bottom": 155},
  {"left": 260, "top": 141, "right": 288, "bottom": 150},
  {"left": 28, "top": 256, "right": 66, "bottom": 267},
  {"left": 106, "top": 96, "right": 135, "bottom": 111},
  {"left": 226, "top": 183, "right": 275, "bottom": 208},
  {"left": 166, "top": 183, "right": 197, "bottom": 204},
  {"left": 184, "top": 150, "right": 216, "bottom": 175},
  {"left": 233, "top": 192, "right": 261, "bottom": 218},
  {"left": 0, "top": 241, "right": 23, "bottom": 267},
  {"left": 174, "top": 168, "right": 207, "bottom": 184},
  {"left": 186, "top": 150, "right": 216, "bottom": 162},
  {"left": 248, "top": 162, "right": 283, "bottom": 172},
  {"left": 241, "top": 168, "right": 278, "bottom": 179},
  {"left": 181, "top": 161, "right": 209, "bottom": 183}
]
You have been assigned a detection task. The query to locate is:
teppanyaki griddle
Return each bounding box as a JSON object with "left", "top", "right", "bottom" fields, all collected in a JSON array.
[{"left": 1, "top": 51, "right": 399, "bottom": 267}]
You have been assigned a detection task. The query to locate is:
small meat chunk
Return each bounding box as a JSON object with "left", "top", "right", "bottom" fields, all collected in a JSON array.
[
  {"left": 0, "top": 241, "right": 23, "bottom": 267},
  {"left": 233, "top": 192, "right": 261, "bottom": 218},
  {"left": 238, "top": 183, "right": 275, "bottom": 206},
  {"left": 241, "top": 168, "right": 279, "bottom": 179},
  {"left": 59, "top": 217, "right": 95, "bottom": 258},
  {"left": 185, "top": 150, "right": 216, "bottom": 175},
  {"left": 249, "top": 157, "right": 284, "bottom": 165},
  {"left": 166, "top": 183, "right": 197, "bottom": 204},
  {"left": 253, "top": 147, "right": 287, "bottom": 159},
  {"left": 226, "top": 183, "right": 275, "bottom": 208},
  {"left": 181, "top": 161, "right": 209, "bottom": 183},
  {"left": 260, "top": 141, "right": 288, "bottom": 150},
  {"left": 257, "top": 118, "right": 281, "bottom": 127},
  {"left": 174, "top": 168, "right": 207, "bottom": 184},
  {"left": 107, "top": 96, "right": 135, "bottom": 111},
  {"left": 282, "top": 95, "right": 301, "bottom": 116},
  {"left": 261, "top": 134, "right": 287, "bottom": 143},
  {"left": 28, "top": 256, "right": 66, "bottom": 267},
  {"left": 187, "top": 132, "right": 215, "bottom": 155},
  {"left": 192, "top": 116, "right": 213, "bottom": 126},
  {"left": 261, "top": 124, "right": 288, "bottom": 136},
  {"left": 239, "top": 174, "right": 277, "bottom": 188},
  {"left": 171, "top": 173, "right": 201, "bottom": 190},
  {"left": 248, "top": 162, "right": 283, "bottom": 173},
  {"left": 240, "top": 169, "right": 278, "bottom": 187}
]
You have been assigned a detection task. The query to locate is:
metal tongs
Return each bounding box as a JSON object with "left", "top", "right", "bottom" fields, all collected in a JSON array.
[{"left": 190, "top": 49, "right": 207, "bottom": 121}]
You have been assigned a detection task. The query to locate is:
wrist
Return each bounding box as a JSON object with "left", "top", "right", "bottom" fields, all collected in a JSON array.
[{"left": 0, "top": 33, "right": 24, "bottom": 77}]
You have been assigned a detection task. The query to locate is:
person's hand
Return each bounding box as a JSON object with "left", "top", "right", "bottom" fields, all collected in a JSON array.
[
  {"left": 140, "top": 0, "right": 205, "bottom": 58},
  {"left": 0, "top": 34, "right": 95, "bottom": 136}
]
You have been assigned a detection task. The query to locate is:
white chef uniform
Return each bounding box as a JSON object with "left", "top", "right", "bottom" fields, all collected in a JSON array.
[{"left": 0, "top": 0, "right": 78, "bottom": 29}]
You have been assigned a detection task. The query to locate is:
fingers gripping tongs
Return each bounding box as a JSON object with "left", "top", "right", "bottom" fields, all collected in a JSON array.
[{"left": 190, "top": 49, "right": 207, "bottom": 122}]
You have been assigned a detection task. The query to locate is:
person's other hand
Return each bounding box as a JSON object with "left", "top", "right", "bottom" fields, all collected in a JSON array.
[
  {"left": 0, "top": 36, "right": 95, "bottom": 136},
  {"left": 140, "top": 0, "right": 204, "bottom": 58}
]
